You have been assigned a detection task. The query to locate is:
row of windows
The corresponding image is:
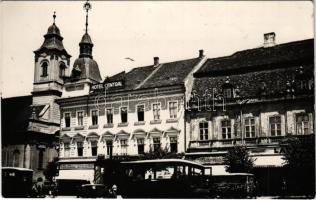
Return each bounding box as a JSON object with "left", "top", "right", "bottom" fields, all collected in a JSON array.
[
  {"left": 64, "top": 102, "right": 178, "bottom": 127},
  {"left": 62, "top": 137, "right": 178, "bottom": 157},
  {"left": 198, "top": 114, "right": 311, "bottom": 140},
  {"left": 40, "top": 62, "right": 66, "bottom": 77}
]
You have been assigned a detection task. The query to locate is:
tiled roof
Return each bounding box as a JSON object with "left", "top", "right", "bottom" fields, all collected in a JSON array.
[
  {"left": 192, "top": 64, "right": 314, "bottom": 98},
  {"left": 107, "top": 58, "right": 200, "bottom": 91},
  {"left": 195, "top": 39, "right": 314, "bottom": 77},
  {"left": 139, "top": 58, "right": 201, "bottom": 89},
  {"left": 108, "top": 65, "right": 156, "bottom": 90}
]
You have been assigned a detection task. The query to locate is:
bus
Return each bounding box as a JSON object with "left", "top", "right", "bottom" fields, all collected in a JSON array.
[
  {"left": 211, "top": 173, "right": 255, "bottom": 198},
  {"left": 119, "top": 159, "right": 212, "bottom": 198},
  {"left": 2, "top": 167, "right": 33, "bottom": 197}
]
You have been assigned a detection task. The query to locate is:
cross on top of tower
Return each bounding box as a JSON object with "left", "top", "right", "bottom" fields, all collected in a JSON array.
[
  {"left": 83, "top": 0, "right": 92, "bottom": 33},
  {"left": 53, "top": 11, "right": 56, "bottom": 24}
]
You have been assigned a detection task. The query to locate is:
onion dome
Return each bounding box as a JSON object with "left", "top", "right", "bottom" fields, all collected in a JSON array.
[
  {"left": 34, "top": 12, "right": 70, "bottom": 57},
  {"left": 71, "top": 57, "right": 102, "bottom": 82}
]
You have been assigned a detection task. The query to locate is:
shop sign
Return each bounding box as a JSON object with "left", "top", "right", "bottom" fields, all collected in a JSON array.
[
  {"left": 59, "top": 163, "right": 94, "bottom": 170},
  {"left": 90, "top": 80, "right": 125, "bottom": 93}
]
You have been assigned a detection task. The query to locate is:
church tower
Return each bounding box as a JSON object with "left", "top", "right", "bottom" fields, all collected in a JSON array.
[
  {"left": 31, "top": 12, "right": 71, "bottom": 132},
  {"left": 62, "top": 0, "right": 102, "bottom": 98}
]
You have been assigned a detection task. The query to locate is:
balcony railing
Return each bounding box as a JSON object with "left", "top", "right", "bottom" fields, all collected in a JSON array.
[{"left": 188, "top": 135, "right": 294, "bottom": 149}]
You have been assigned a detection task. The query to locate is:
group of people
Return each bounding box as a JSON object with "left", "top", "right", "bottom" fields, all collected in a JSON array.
[{"left": 31, "top": 177, "right": 57, "bottom": 198}]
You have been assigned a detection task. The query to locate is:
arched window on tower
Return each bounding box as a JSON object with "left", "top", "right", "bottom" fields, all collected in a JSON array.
[
  {"left": 59, "top": 62, "right": 66, "bottom": 78},
  {"left": 41, "top": 62, "right": 48, "bottom": 77}
]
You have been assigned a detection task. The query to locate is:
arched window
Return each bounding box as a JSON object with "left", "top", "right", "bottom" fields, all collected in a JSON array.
[
  {"left": 13, "top": 149, "right": 20, "bottom": 167},
  {"left": 41, "top": 62, "right": 48, "bottom": 77},
  {"left": 59, "top": 62, "right": 66, "bottom": 77}
]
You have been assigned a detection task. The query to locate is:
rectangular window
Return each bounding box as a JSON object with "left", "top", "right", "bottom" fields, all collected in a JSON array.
[
  {"left": 121, "top": 107, "right": 128, "bottom": 123},
  {"left": 91, "top": 141, "right": 98, "bottom": 156},
  {"left": 77, "top": 142, "right": 83, "bottom": 157},
  {"left": 137, "top": 139, "right": 144, "bottom": 154},
  {"left": 269, "top": 116, "right": 281, "bottom": 136},
  {"left": 64, "top": 143, "right": 70, "bottom": 157},
  {"left": 245, "top": 118, "right": 256, "bottom": 138},
  {"left": 221, "top": 120, "right": 232, "bottom": 139},
  {"left": 91, "top": 110, "right": 98, "bottom": 125},
  {"left": 170, "top": 137, "right": 178, "bottom": 153},
  {"left": 120, "top": 139, "right": 128, "bottom": 155},
  {"left": 77, "top": 111, "right": 83, "bottom": 126},
  {"left": 153, "top": 137, "right": 161, "bottom": 152},
  {"left": 106, "top": 109, "right": 113, "bottom": 124},
  {"left": 137, "top": 105, "right": 145, "bottom": 122},
  {"left": 169, "top": 102, "right": 178, "bottom": 119},
  {"left": 106, "top": 140, "right": 113, "bottom": 156},
  {"left": 296, "top": 114, "right": 309, "bottom": 135},
  {"left": 153, "top": 103, "right": 161, "bottom": 120},
  {"left": 65, "top": 113, "right": 71, "bottom": 127},
  {"left": 199, "top": 122, "right": 209, "bottom": 140}
]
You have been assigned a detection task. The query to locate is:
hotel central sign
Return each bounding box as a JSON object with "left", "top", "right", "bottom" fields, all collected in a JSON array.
[{"left": 90, "top": 80, "right": 125, "bottom": 93}]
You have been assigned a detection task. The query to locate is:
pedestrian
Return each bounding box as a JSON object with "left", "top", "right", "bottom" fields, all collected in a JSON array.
[
  {"left": 111, "top": 184, "right": 117, "bottom": 198},
  {"left": 32, "top": 177, "right": 45, "bottom": 198}
]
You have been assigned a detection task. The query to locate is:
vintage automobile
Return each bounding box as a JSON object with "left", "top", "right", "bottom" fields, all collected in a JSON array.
[{"left": 77, "top": 184, "right": 114, "bottom": 198}]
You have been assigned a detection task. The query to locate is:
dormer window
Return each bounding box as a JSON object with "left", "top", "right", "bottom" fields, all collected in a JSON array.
[
  {"left": 222, "top": 77, "right": 235, "bottom": 99},
  {"left": 59, "top": 62, "right": 66, "bottom": 77},
  {"left": 295, "top": 66, "right": 313, "bottom": 92},
  {"left": 41, "top": 62, "right": 48, "bottom": 77}
]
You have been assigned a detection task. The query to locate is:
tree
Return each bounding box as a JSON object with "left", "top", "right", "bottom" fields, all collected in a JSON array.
[
  {"left": 43, "top": 157, "right": 59, "bottom": 182},
  {"left": 223, "top": 145, "right": 255, "bottom": 173},
  {"left": 280, "top": 135, "right": 315, "bottom": 196}
]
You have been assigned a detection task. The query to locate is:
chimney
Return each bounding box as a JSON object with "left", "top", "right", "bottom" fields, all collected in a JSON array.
[
  {"left": 154, "top": 57, "right": 159, "bottom": 65},
  {"left": 263, "top": 32, "right": 276, "bottom": 48},
  {"left": 199, "top": 49, "right": 204, "bottom": 58}
]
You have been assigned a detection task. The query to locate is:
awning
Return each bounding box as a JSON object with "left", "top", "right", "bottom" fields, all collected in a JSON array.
[
  {"left": 56, "top": 169, "right": 94, "bottom": 182},
  {"left": 253, "top": 155, "right": 285, "bottom": 168}
]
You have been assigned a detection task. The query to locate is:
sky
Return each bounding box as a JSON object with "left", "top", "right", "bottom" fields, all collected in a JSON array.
[{"left": 0, "top": 1, "right": 314, "bottom": 98}]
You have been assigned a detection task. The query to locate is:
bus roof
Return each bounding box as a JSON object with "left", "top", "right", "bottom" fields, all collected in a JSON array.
[
  {"left": 2, "top": 167, "right": 33, "bottom": 172},
  {"left": 212, "top": 173, "right": 254, "bottom": 176},
  {"left": 121, "top": 159, "right": 205, "bottom": 168}
]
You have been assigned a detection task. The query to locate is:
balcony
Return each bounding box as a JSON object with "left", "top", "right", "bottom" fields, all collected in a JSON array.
[
  {"left": 134, "top": 121, "right": 145, "bottom": 126},
  {"left": 74, "top": 126, "right": 85, "bottom": 130},
  {"left": 118, "top": 122, "right": 129, "bottom": 127},
  {"left": 166, "top": 118, "right": 179, "bottom": 123},
  {"left": 62, "top": 127, "right": 71, "bottom": 131},
  {"left": 103, "top": 123, "right": 114, "bottom": 128},
  {"left": 89, "top": 125, "right": 99, "bottom": 129},
  {"left": 150, "top": 119, "right": 162, "bottom": 125},
  {"left": 188, "top": 136, "right": 288, "bottom": 151}
]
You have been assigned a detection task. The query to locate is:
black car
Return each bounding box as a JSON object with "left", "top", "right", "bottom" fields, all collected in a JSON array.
[{"left": 78, "top": 184, "right": 113, "bottom": 198}]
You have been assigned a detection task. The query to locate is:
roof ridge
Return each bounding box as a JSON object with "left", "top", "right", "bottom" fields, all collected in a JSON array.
[{"left": 135, "top": 64, "right": 163, "bottom": 89}]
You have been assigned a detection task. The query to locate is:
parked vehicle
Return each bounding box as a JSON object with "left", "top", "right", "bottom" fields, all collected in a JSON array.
[
  {"left": 2, "top": 167, "right": 33, "bottom": 197},
  {"left": 211, "top": 173, "right": 255, "bottom": 198},
  {"left": 77, "top": 184, "right": 113, "bottom": 198},
  {"left": 119, "top": 159, "right": 212, "bottom": 198}
]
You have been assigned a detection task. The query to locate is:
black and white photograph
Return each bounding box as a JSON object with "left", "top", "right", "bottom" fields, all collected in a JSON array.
[{"left": 0, "top": 0, "right": 315, "bottom": 198}]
